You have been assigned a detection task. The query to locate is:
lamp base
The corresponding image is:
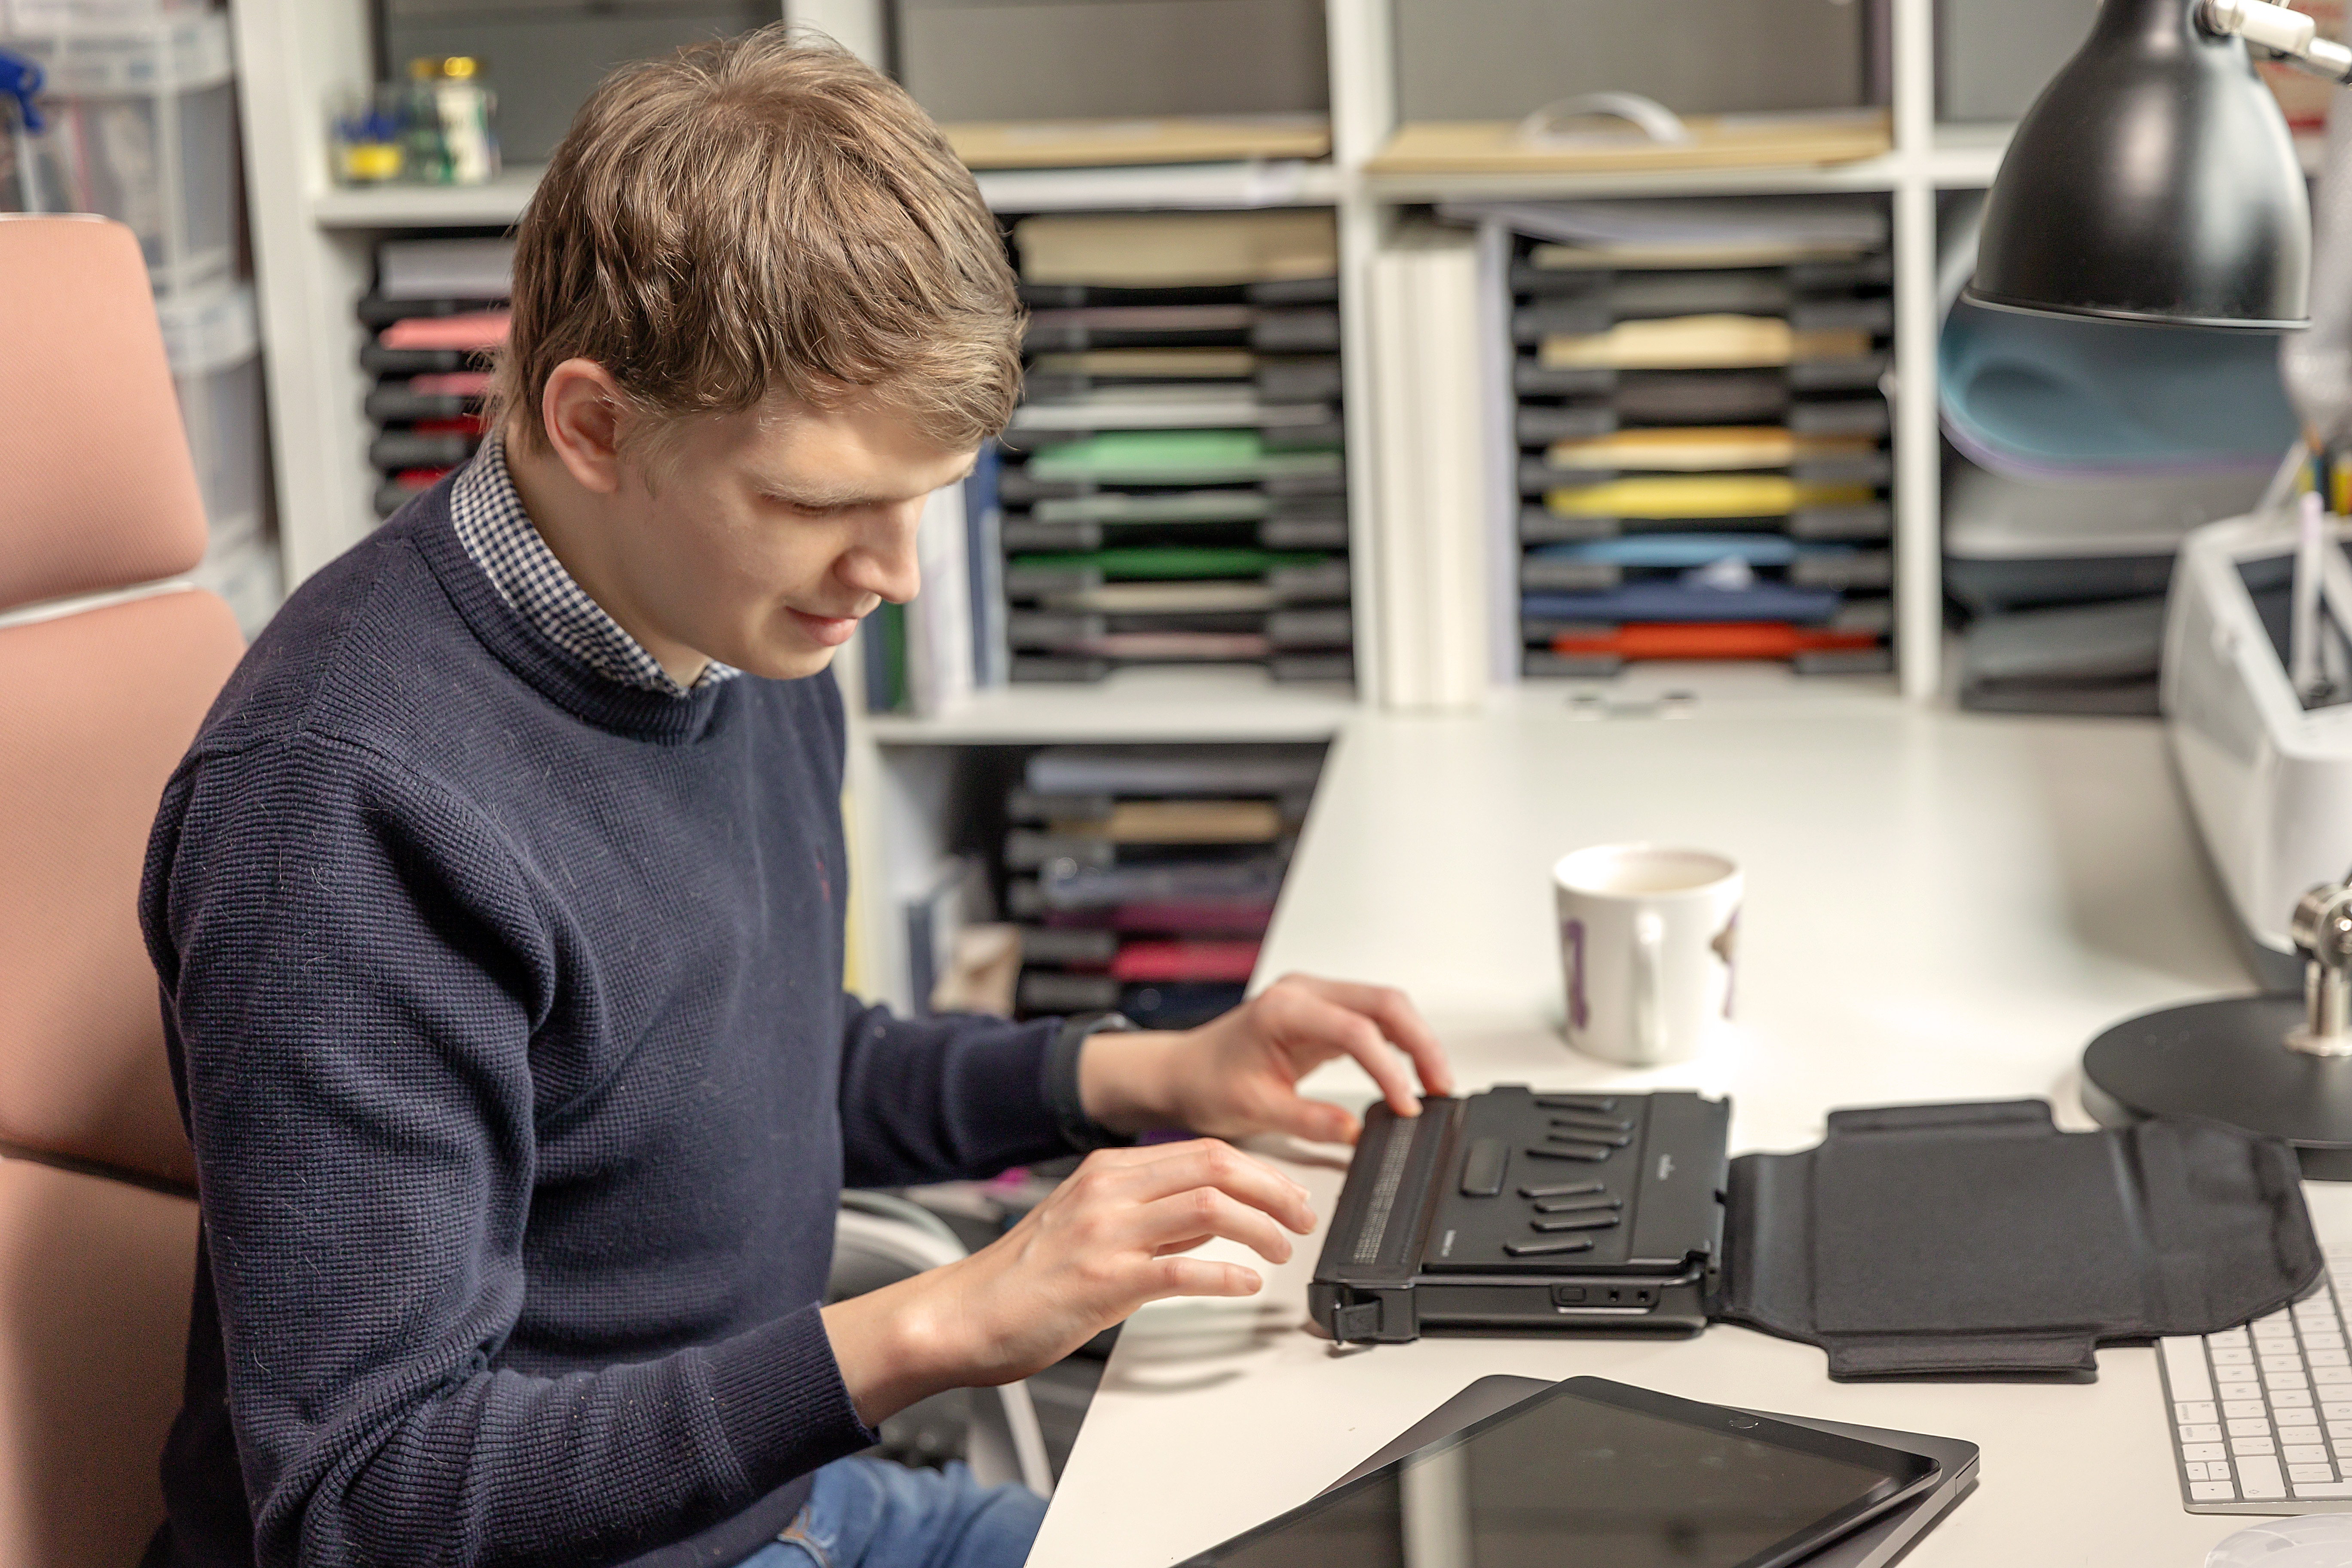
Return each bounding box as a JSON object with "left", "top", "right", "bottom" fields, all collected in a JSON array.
[{"left": 2081, "top": 996, "right": 2352, "bottom": 1180}]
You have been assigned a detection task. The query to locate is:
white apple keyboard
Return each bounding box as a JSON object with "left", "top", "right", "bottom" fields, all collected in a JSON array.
[{"left": 2159, "top": 1233, "right": 2352, "bottom": 1513}]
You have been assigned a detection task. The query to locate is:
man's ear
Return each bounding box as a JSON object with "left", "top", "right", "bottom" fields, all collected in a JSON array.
[{"left": 539, "top": 359, "right": 630, "bottom": 496}]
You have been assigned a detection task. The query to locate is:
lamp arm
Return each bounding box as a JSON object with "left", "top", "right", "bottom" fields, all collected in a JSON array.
[{"left": 2202, "top": 0, "right": 2352, "bottom": 84}]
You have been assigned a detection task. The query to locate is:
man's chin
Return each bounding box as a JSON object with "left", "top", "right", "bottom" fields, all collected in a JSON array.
[{"left": 729, "top": 642, "right": 842, "bottom": 682}]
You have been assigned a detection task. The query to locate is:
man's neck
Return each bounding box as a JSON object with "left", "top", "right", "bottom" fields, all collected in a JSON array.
[{"left": 501, "top": 427, "right": 712, "bottom": 690}]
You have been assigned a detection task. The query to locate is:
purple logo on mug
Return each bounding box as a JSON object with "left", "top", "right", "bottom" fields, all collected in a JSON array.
[{"left": 1564, "top": 917, "right": 1589, "bottom": 1032}]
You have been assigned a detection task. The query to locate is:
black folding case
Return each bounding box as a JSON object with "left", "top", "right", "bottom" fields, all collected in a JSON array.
[{"left": 1310, "top": 1091, "right": 2323, "bottom": 1378}]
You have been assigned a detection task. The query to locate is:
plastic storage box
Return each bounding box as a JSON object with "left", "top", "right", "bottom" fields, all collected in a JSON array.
[
  {"left": 0, "top": 0, "right": 199, "bottom": 28},
  {"left": 159, "top": 282, "right": 278, "bottom": 632},
  {"left": 2, "top": 9, "right": 236, "bottom": 293}
]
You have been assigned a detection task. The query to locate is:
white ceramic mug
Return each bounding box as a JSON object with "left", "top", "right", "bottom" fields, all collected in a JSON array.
[{"left": 1552, "top": 844, "right": 1742, "bottom": 1066}]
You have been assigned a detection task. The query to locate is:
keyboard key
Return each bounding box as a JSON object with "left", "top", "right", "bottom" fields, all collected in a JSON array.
[
  {"left": 2184, "top": 1443, "right": 2227, "bottom": 1460},
  {"left": 2161, "top": 1337, "right": 2217, "bottom": 1399},
  {"left": 2179, "top": 1400, "right": 2220, "bottom": 1423},
  {"left": 2281, "top": 1409, "right": 2323, "bottom": 1428},
  {"left": 2229, "top": 1418, "right": 2274, "bottom": 1437},
  {"left": 2240, "top": 1454, "right": 2288, "bottom": 1499},
  {"left": 2274, "top": 1388, "right": 2315, "bottom": 1407},
  {"left": 2213, "top": 1346, "right": 2257, "bottom": 1365},
  {"left": 2224, "top": 1400, "right": 2269, "bottom": 1419},
  {"left": 2214, "top": 1329, "right": 2252, "bottom": 1348},
  {"left": 2287, "top": 1446, "right": 2331, "bottom": 1464},
  {"left": 2313, "top": 1350, "right": 2351, "bottom": 1367},
  {"left": 2263, "top": 1356, "right": 2309, "bottom": 1374},
  {"left": 2222, "top": 1383, "right": 2265, "bottom": 1401},
  {"left": 2193, "top": 1480, "right": 2239, "bottom": 1501},
  {"left": 2212, "top": 1461, "right": 2234, "bottom": 1482},
  {"left": 2292, "top": 1464, "right": 2337, "bottom": 1482},
  {"left": 2299, "top": 1481, "right": 2352, "bottom": 1498},
  {"left": 2316, "top": 1368, "right": 2352, "bottom": 1385},
  {"left": 2185, "top": 1461, "right": 2211, "bottom": 1480},
  {"left": 2235, "top": 1436, "right": 2279, "bottom": 1456},
  {"left": 2181, "top": 1423, "right": 2224, "bottom": 1442}
]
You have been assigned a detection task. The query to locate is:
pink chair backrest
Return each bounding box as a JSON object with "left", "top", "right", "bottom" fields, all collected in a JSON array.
[
  {"left": 0, "top": 217, "right": 248, "bottom": 1565},
  {"left": 0, "top": 216, "right": 209, "bottom": 612}
]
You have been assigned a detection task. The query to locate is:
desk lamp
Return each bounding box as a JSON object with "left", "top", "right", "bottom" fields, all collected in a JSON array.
[{"left": 1973, "top": 0, "right": 2352, "bottom": 1173}]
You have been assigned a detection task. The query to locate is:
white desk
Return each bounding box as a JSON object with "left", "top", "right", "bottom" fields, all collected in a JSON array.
[{"left": 1029, "top": 686, "right": 2337, "bottom": 1567}]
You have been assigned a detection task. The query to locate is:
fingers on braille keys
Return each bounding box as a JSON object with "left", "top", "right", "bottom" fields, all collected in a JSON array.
[
  {"left": 1532, "top": 1213, "right": 1622, "bottom": 1234},
  {"left": 1533, "top": 1194, "right": 1622, "bottom": 1216},
  {"left": 1506, "top": 1235, "right": 1597, "bottom": 1257},
  {"left": 1519, "top": 1180, "right": 1605, "bottom": 1200}
]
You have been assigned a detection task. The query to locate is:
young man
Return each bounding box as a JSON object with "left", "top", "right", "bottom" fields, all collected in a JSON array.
[{"left": 138, "top": 27, "right": 1449, "bottom": 1568}]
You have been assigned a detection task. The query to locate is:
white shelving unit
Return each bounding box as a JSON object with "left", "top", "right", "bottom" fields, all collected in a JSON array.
[
  {"left": 227, "top": 0, "right": 2022, "bottom": 693},
  {"left": 225, "top": 0, "right": 2067, "bottom": 1004}
]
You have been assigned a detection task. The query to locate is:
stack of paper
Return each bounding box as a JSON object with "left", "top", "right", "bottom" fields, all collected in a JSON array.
[
  {"left": 1005, "top": 745, "right": 1323, "bottom": 1027},
  {"left": 1456, "top": 198, "right": 1898, "bottom": 679},
  {"left": 995, "top": 212, "right": 1354, "bottom": 683},
  {"left": 359, "top": 237, "right": 513, "bottom": 518}
]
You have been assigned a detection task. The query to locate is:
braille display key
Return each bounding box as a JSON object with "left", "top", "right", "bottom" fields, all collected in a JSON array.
[
  {"left": 1532, "top": 1194, "right": 1622, "bottom": 1216},
  {"left": 1525, "top": 1143, "right": 1612, "bottom": 1163},
  {"left": 1519, "top": 1180, "right": 1606, "bottom": 1200},
  {"left": 1547, "top": 1127, "right": 1632, "bottom": 1148},
  {"left": 1531, "top": 1213, "right": 1622, "bottom": 1234},
  {"left": 1550, "top": 1111, "right": 1635, "bottom": 1134}
]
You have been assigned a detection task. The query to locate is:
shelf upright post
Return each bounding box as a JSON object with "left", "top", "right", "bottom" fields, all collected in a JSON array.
[
  {"left": 1891, "top": 0, "right": 1945, "bottom": 699},
  {"left": 784, "top": 0, "right": 886, "bottom": 67},
  {"left": 229, "top": 0, "right": 380, "bottom": 588},
  {"left": 1328, "top": 0, "right": 1396, "bottom": 710}
]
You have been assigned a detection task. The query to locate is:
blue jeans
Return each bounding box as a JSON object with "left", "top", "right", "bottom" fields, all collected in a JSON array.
[{"left": 739, "top": 1458, "right": 1047, "bottom": 1568}]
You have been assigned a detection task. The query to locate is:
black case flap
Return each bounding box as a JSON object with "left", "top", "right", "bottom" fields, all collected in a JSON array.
[{"left": 1715, "top": 1100, "right": 2321, "bottom": 1380}]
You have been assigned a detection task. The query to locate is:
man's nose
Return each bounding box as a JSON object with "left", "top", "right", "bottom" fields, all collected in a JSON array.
[{"left": 840, "top": 501, "right": 924, "bottom": 604}]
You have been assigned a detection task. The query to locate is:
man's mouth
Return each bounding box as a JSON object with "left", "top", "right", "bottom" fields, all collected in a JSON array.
[{"left": 785, "top": 606, "right": 863, "bottom": 647}]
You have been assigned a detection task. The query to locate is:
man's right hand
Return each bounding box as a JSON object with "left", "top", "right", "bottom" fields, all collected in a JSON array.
[{"left": 820, "top": 1139, "right": 1314, "bottom": 1426}]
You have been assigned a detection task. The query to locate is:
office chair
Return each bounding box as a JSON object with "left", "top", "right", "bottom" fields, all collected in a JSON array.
[
  {"left": 830, "top": 1191, "right": 1057, "bottom": 1497},
  {"left": 0, "top": 215, "right": 245, "bottom": 1565}
]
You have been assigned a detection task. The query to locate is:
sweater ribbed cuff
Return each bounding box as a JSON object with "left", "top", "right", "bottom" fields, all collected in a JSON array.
[
  {"left": 705, "top": 1303, "right": 876, "bottom": 1491},
  {"left": 1047, "top": 1012, "right": 1140, "bottom": 1154}
]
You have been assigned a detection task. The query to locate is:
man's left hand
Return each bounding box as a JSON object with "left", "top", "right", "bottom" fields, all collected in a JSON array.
[{"left": 1076, "top": 973, "right": 1454, "bottom": 1146}]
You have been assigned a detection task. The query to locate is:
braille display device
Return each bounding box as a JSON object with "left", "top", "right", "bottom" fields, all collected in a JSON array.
[{"left": 1309, "top": 1086, "right": 1731, "bottom": 1342}]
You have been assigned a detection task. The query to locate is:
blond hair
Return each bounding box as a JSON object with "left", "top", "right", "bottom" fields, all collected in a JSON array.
[{"left": 489, "top": 26, "right": 1022, "bottom": 454}]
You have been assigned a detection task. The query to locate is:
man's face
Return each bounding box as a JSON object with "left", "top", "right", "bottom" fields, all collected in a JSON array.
[{"left": 601, "top": 392, "right": 972, "bottom": 682}]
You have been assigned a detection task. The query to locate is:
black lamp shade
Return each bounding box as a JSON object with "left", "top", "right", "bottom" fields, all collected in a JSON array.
[{"left": 1968, "top": 0, "right": 2310, "bottom": 330}]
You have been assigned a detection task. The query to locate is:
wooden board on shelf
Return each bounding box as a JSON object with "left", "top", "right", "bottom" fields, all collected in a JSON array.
[
  {"left": 1367, "top": 111, "right": 1893, "bottom": 176},
  {"left": 945, "top": 115, "right": 1332, "bottom": 169}
]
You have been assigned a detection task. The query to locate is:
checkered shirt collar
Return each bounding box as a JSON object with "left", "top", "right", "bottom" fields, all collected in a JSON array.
[{"left": 447, "top": 435, "right": 741, "bottom": 699}]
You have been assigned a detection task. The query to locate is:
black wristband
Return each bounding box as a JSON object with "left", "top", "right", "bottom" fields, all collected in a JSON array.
[{"left": 1047, "top": 1012, "right": 1139, "bottom": 1154}]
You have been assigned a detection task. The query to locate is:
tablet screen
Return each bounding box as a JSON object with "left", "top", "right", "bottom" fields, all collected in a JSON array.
[{"left": 1183, "top": 1378, "right": 1936, "bottom": 1568}]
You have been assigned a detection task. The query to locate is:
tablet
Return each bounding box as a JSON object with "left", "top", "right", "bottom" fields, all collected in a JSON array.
[{"left": 1176, "top": 1376, "right": 1942, "bottom": 1568}]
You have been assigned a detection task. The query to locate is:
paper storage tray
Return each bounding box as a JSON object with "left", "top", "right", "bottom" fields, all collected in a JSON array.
[
  {"left": 157, "top": 284, "right": 265, "bottom": 548},
  {"left": 192, "top": 527, "right": 282, "bottom": 639},
  {"left": 3, "top": 9, "right": 237, "bottom": 293}
]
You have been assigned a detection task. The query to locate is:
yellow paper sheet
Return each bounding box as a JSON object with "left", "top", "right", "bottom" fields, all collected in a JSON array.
[
  {"left": 1539, "top": 316, "right": 1872, "bottom": 371},
  {"left": 1547, "top": 428, "right": 1880, "bottom": 472},
  {"left": 1544, "top": 476, "right": 1877, "bottom": 518}
]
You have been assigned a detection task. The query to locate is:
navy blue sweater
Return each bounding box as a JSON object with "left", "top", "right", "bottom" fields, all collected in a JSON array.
[{"left": 138, "top": 481, "right": 1073, "bottom": 1568}]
